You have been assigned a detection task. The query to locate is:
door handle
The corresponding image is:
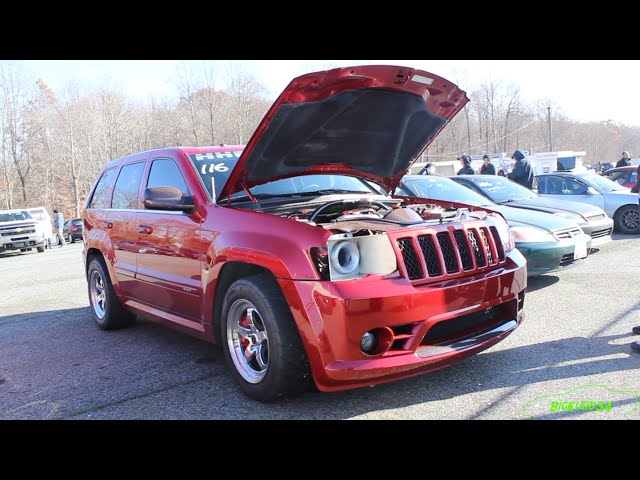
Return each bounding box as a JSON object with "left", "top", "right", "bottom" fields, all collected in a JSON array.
[{"left": 138, "top": 225, "right": 153, "bottom": 234}]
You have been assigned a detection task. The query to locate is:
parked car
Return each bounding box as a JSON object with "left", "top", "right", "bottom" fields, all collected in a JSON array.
[
  {"left": 83, "top": 65, "right": 527, "bottom": 401},
  {"left": 600, "top": 165, "right": 638, "bottom": 189},
  {"left": 536, "top": 172, "right": 640, "bottom": 234},
  {"left": 399, "top": 175, "right": 592, "bottom": 276},
  {"left": 63, "top": 218, "right": 83, "bottom": 243},
  {"left": 26, "top": 207, "right": 53, "bottom": 247},
  {"left": 449, "top": 174, "right": 614, "bottom": 246},
  {"left": 0, "top": 209, "right": 47, "bottom": 254}
]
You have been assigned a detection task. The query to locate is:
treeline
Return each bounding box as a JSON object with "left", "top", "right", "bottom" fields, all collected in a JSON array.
[{"left": 2, "top": 62, "right": 640, "bottom": 218}]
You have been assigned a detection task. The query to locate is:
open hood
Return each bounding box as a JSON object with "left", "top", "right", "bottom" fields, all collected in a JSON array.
[{"left": 217, "top": 65, "right": 468, "bottom": 202}]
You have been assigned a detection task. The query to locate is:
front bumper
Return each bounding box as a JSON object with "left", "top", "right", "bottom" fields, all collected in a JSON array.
[
  {"left": 278, "top": 249, "right": 527, "bottom": 392},
  {"left": 0, "top": 236, "right": 45, "bottom": 252},
  {"left": 516, "top": 234, "right": 592, "bottom": 276},
  {"left": 578, "top": 217, "right": 614, "bottom": 247}
]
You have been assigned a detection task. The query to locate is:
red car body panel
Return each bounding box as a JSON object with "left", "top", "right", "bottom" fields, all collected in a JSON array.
[
  {"left": 601, "top": 165, "right": 638, "bottom": 188},
  {"left": 83, "top": 66, "right": 526, "bottom": 394}
]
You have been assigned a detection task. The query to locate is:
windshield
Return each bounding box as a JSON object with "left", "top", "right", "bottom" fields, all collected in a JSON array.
[
  {"left": 0, "top": 211, "right": 33, "bottom": 222},
  {"left": 188, "top": 150, "right": 376, "bottom": 200},
  {"left": 463, "top": 176, "right": 538, "bottom": 203},
  {"left": 402, "top": 176, "right": 496, "bottom": 207},
  {"left": 580, "top": 173, "right": 628, "bottom": 192}
]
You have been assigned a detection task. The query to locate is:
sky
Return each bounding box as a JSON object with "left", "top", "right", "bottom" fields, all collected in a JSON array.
[{"left": 13, "top": 60, "right": 640, "bottom": 127}]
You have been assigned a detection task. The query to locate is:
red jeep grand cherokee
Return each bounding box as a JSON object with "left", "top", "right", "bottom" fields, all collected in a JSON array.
[{"left": 83, "top": 65, "right": 527, "bottom": 401}]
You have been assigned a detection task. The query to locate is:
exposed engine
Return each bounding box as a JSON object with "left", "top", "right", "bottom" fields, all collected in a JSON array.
[{"left": 274, "top": 197, "right": 453, "bottom": 234}]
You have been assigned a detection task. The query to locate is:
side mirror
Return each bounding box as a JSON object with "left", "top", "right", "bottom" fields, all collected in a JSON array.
[
  {"left": 587, "top": 187, "right": 599, "bottom": 195},
  {"left": 143, "top": 187, "right": 195, "bottom": 213}
]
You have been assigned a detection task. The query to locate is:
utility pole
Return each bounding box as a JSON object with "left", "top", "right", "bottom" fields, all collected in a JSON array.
[{"left": 547, "top": 105, "right": 553, "bottom": 151}]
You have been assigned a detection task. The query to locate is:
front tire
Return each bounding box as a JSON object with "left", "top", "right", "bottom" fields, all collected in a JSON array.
[
  {"left": 221, "top": 274, "right": 311, "bottom": 402},
  {"left": 87, "top": 257, "right": 135, "bottom": 330},
  {"left": 614, "top": 205, "right": 640, "bottom": 234}
]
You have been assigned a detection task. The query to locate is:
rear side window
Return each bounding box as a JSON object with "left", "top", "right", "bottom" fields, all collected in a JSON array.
[
  {"left": 112, "top": 162, "right": 146, "bottom": 209},
  {"left": 147, "top": 159, "right": 190, "bottom": 195},
  {"left": 89, "top": 168, "right": 117, "bottom": 208}
]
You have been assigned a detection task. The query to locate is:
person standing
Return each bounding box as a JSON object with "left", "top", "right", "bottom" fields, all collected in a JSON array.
[
  {"left": 418, "top": 163, "right": 437, "bottom": 175},
  {"left": 507, "top": 149, "right": 534, "bottom": 188},
  {"left": 616, "top": 151, "right": 631, "bottom": 168},
  {"left": 457, "top": 155, "right": 474, "bottom": 175},
  {"left": 480, "top": 155, "right": 496, "bottom": 175},
  {"left": 53, "top": 209, "right": 66, "bottom": 247}
]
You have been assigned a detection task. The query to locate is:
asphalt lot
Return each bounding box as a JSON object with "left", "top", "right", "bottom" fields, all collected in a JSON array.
[{"left": 1, "top": 237, "right": 639, "bottom": 420}]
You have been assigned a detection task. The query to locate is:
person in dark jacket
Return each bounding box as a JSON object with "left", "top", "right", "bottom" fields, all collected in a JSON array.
[
  {"left": 480, "top": 155, "right": 496, "bottom": 175},
  {"left": 631, "top": 164, "right": 640, "bottom": 194},
  {"left": 418, "top": 163, "right": 437, "bottom": 175},
  {"left": 457, "top": 155, "right": 474, "bottom": 175},
  {"left": 616, "top": 151, "right": 631, "bottom": 168},
  {"left": 507, "top": 149, "right": 534, "bottom": 189}
]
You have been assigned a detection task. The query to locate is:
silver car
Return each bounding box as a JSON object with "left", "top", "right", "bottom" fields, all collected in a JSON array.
[{"left": 536, "top": 172, "right": 640, "bottom": 234}]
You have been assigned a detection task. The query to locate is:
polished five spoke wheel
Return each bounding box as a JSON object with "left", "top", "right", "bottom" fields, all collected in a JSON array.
[
  {"left": 90, "top": 270, "right": 106, "bottom": 319},
  {"left": 227, "top": 300, "right": 269, "bottom": 383}
]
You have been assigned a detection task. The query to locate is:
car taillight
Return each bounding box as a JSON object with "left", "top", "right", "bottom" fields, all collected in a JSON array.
[{"left": 72, "top": 226, "right": 78, "bottom": 231}]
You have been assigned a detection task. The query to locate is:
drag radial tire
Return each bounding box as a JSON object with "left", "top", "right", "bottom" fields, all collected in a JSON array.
[
  {"left": 221, "top": 274, "right": 312, "bottom": 402},
  {"left": 87, "top": 258, "right": 135, "bottom": 330}
]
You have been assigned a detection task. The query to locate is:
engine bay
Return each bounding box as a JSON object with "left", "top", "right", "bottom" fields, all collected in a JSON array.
[{"left": 252, "top": 195, "right": 471, "bottom": 234}]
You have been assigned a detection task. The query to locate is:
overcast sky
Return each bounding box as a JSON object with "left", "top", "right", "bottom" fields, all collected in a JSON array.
[{"left": 15, "top": 60, "right": 640, "bottom": 126}]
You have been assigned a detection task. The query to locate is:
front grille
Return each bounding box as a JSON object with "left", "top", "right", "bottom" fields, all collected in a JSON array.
[
  {"left": 489, "top": 226, "right": 506, "bottom": 261},
  {"left": 396, "top": 224, "right": 504, "bottom": 282},
  {"left": 1, "top": 228, "right": 36, "bottom": 236},
  {"left": 587, "top": 214, "right": 605, "bottom": 221},
  {"left": 453, "top": 230, "right": 473, "bottom": 270},
  {"left": 590, "top": 227, "right": 612, "bottom": 239},
  {"left": 417, "top": 235, "right": 442, "bottom": 276},
  {"left": 559, "top": 253, "right": 582, "bottom": 267},
  {"left": 437, "top": 232, "right": 458, "bottom": 274},
  {"left": 554, "top": 227, "right": 582, "bottom": 240},
  {"left": 467, "top": 229, "right": 486, "bottom": 267},
  {"left": 421, "top": 306, "right": 502, "bottom": 345},
  {"left": 397, "top": 238, "right": 422, "bottom": 280}
]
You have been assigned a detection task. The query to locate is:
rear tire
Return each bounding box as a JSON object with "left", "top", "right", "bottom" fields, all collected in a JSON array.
[
  {"left": 614, "top": 205, "right": 640, "bottom": 234},
  {"left": 220, "top": 274, "right": 312, "bottom": 402},
  {"left": 87, "top": 257, "right": 135, "bottom": 330}
]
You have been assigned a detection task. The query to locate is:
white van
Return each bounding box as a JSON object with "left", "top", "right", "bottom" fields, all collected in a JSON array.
[{"left": 26, "top": 207, "right": 53, "bottom": 245}]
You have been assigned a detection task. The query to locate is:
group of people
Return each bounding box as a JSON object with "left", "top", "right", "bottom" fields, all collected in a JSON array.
[{"left": 454, "top": 150, "right": 534, "bottom": 188}]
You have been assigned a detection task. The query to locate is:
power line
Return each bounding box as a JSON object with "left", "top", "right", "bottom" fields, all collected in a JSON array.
[{"left": 434, "top": 118, "right": 539, "bottom": 159}]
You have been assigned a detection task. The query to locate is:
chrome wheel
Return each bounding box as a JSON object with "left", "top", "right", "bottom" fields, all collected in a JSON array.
[
  {"left": 90, "top": 270, "right": 106, "bottom": 319},
  {"left": 227, "top": 300, "right": 269, "bottom": 383}
]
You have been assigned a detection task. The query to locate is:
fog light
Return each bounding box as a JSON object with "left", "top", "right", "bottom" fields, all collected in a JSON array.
[{"left": 360, "top": 331, "right": 377, "bottom": 354}]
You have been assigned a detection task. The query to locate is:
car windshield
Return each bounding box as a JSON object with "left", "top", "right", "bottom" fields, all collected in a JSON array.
[
  {"left": 579, "top": 173, "right": 628, "bottom": 192},
  {"left": 463, "top": 176, "right": 538, "bottom": 203},
  {"left": 402, "top": 176, "right": 495, "bottom": 207},
  {"left": 0, "top": 211, "right": 33, "bottom": 222},
  {"left": 188, "top": 151, "right": 376, "bottom": 199}
]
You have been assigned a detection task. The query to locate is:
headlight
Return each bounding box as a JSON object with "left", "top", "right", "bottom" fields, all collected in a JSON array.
[
  {"left": 490, "top": 213, "right": 514, "bottom": 253},
  {"left": 510, "top": 226, "right": 556, "bottom": 243},
  {"left": 554, "top": 212, "right": 583, "bottom": 221}
]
